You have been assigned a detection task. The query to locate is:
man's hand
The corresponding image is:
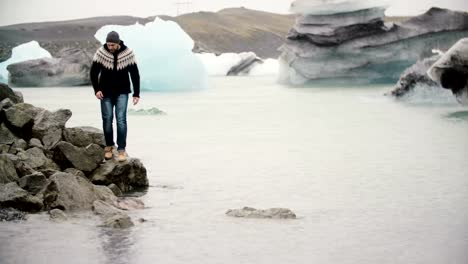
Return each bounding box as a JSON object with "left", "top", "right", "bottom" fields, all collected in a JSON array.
[
  {"left": 95, "top": 91, "right": 104, "bottom": 100},
  {"left": 133, "top": 97, "right": 139, "bottom": 105}
]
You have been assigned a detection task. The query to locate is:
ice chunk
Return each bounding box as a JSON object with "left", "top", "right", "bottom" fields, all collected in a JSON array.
[
  {"left": 196, "top": 53, "right": 247, "bottom": 76},
  {"left": 290, "top": 0, "right": 390, "bottom": 15},
  {"left": 0, "top": 41, "right": 52, "bottom": 82},
  {"left": 95, "top": 18, "right": 207, "bottom": 91},
  {"left": 196, "top": 52, "right": 278, "bottom": 76},
  {"left": 249, "top": 59, "right": 279, "bottom": 76}
]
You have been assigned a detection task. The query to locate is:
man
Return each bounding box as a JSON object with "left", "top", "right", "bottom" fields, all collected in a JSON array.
[{"left": 90, "top": 31, "right": 140, "bottom": 162}]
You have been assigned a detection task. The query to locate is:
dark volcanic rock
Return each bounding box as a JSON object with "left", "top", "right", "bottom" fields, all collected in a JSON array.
[
  {"left": 54, "top": 141, "right": 103, "bottom": 172},
  {"left": 0, "top": 83, "right": 23, "bottom": 104},
  {"left": 0, "top": 182, "right": 43, "bottom": 212},
  {"left": 63, "top": 126, "right": 105, "bottom": 147},
  {"left": 90, "top": 158, "right": 148, "bottom": 193},
  {"left": 0, "top": 154, "right": 19, "bottom": 184},
  {"left": 0, "top": 208, "right": 28, "bottom": 221}
]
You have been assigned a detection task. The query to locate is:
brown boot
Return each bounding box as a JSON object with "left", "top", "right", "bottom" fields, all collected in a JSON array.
[
  {"left": 118, "top": 150, "right": 127, "bottom": 162},
  {"left": 104, "top": 146, "right": 114, "bottom": 160}
]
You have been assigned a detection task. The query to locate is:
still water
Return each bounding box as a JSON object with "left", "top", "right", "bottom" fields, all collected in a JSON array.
[{"left": 1, "top": 77, "right": 468, "bottom": 264}]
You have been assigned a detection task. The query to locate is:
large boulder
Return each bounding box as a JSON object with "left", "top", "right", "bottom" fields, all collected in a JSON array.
[
  {"left": 226, "top": 207, "right": 297, "bottom": 219},
  {"left": 1, "top": 106, "right": 34, "bottom": 138},
  {"left": 54, "top": 141, "right": 103, "bottom": 172},
  {"left": 0, "top": 182, "right": 43, "bottom": 212},
  {"left": 63, "top": 126, "right": 105, "bottom": 147},
  {"left": 12, "top": 103, "right": 72, "bottom": 149},
  {"left": 42, "top": 172, "right": 115, "bottom": 211},
  {"left": 0, "top": 83, "right": 23, "bottom": 104},
  {"left": 20, "top": 147, "right": 50, "bottom": 169},
  {"left": 279, "top": 6, "right": 468, "bottom": 84},
  {"left": 7, "top": 48, "right": 93, "bottom": 87},
  {"left": 0, "top": 154, "right": 19, "bottom": 184},
  {"left": 0, "top": 123, "right": 18, "bottom": 145},
  {"left": 18, "top": 172, "right": 48, "bottom": 195},
  {"left": 90, "top": 158, "right": 148, "bottom": 192}
]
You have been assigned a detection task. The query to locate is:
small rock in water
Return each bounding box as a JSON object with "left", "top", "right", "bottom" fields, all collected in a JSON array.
[
  {"left": 49, "top": 208, "right": 68, "bottom": 222},
  {"left": 103, "top": 214, "right": 134, "bottom": 229},
  {"left": 127, "top": 107, "right": 166, "bottom": 116},
  {"left": 226, "top": 207, "right": 296, "bottom": 219},
  {"left": 115, "top": 197, "right": 145, "bottom": 210},
  {"left": 0, "top": 208, "right": 28, "bottom": 222}
]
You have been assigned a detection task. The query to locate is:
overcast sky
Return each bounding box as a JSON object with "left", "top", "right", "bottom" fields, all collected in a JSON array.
[{"left": 0, "top": 0, "right": 466, "bottom": 26}]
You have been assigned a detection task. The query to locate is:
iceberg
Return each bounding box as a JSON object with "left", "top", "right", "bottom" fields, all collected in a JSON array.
[
  {"left": 95, "top": 18, "right": 208, "bottom": 91},
  {"left": 0, "top": 41, "right": 52, "bottom": 83},
  {"left": 279, "top": 3, "right": 468, "bottom": 85},
  {"left": 196, "top": 52, "right": 278, "bottom": 76}
]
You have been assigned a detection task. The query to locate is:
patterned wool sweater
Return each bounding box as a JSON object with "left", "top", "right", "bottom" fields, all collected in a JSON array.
[{"left": 90, "top": 41, "right": 140, "bottom": 97}]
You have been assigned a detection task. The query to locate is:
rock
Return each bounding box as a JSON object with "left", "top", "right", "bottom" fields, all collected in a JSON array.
[
  {"left": 49, "top": 208, "right": 68, "bottom": 222},
  {"left": 279, "top": 6, "right": 468, "bottom": 84},
  {"left": 115, "top": 197, "right": 145, "bottom": 210},
  {"left": 18, "top": 172, "right": 47, "bottom": 195},
  {"left": 0, "top": 144, "right": 10, "bottom": 154},
  {"left": 102, "top": 213, "right": 134, "bottom": 229},
  {"left": 92, "top": 200, "right": 123, "bottom": 217},
  {"left": 0, "top": 182, "right": 43, "bottom": 212},
  {"left": 107, "top": 183, "right": 123, "bottom": 196},
  {"left": 94, "top": 185, "right": 118, "bottom": 204},
  {"left": 13, "top": 104, "right": 71, "bottom": 149},
  {"left": 64, "top": 168, "right": 86, "bottom": 178},
  {"left": 42, "top": 126, "right": 63, "bottom": 150},
  {"left": 227, "top": 52, "right": 263, "bottom": 76},
  {"left": 0, "top": 83, "right": 23, "bottom": 104},
  {"left": 14, "top": 161, "right": 36, "bottom": 178},
  {"left": 29, "top": 138, "right": 44, "bottom": 149},
  {"left": 2, "top": 106, "right": 34, "bottom": 138},
  {"left": 389, "top": 55, "right": 441, "bottom": 97},
  {"left": 427, "top": 38, "right": 468, "bottom": 104},
  {"left": 7, "top": 48, "right": 93, "bottom": 87},
  {"left": 38, "top": 169, "right": 60, "bottom": 178},
  {"left": 23, "top": 147, "right": 49, "bottom": 169},
  {"left": 0, "top": 154, "right": 19, "bottom": 184},
  {"left": 12, "top": 139, "right": 28, "bottom": 150},
  {"left": 54, "top": 141, "right": 103, "bottom": 172},
  {"left": 63, "top": 126, "right": 105, "bottom": 147},
  {"left": 0, "top": 98, "right": 14, "bottom": 110},
  {"left": 0, "top": 123, "right": 18, "bottom": 145},
  {"left": 0, "top": 208, "right": 28, "bottom": 222},
  {"left": 226, "top": 207, "right": 297, "bottom": 219},
  {"left": 42, "top": 172, "right": 113, "bottom": 211},
  {"left": 90, "top": 158, "right": 148, "bottom": 192}
]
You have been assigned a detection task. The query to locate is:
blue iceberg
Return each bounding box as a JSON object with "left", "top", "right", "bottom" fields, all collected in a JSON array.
[{"left": 95, "top": 18, "right": 208, "bottom": 92}]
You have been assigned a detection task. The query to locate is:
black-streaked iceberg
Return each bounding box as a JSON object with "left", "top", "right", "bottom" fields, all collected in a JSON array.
[{"left": 279, "top": 0, "right": 468, "bottom": 85}]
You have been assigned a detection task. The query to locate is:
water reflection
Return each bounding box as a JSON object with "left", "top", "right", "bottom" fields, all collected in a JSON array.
[
  {"left": 445, "top": 110, "right": 468, "bottom": 121},
  {"left": 99, "top": 227, "right": 135, "bottom": 264}
]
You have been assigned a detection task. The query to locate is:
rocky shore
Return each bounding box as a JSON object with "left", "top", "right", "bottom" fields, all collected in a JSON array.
[{"left": 0, "top": 83, "right": 149, "bottom": 228}]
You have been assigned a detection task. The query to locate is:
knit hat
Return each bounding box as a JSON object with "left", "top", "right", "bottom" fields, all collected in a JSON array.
[{"left": 106, "top": 31, "right": 120, "bottom": 44}]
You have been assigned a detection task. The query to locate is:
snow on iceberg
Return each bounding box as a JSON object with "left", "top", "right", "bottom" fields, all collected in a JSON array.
[
  {"left": 95, "top": 18, "right": 208, "bottom": 91},
  {"left": 196, "top": 52, "right": 279, "bottom": 76},
  {"left": 0, "top": 41, "right": 52, "bottom": 83}
]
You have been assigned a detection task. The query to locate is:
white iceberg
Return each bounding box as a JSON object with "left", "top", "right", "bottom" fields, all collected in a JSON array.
[{"left": 0, "top": 41, "right": 52, "bottom": 82}]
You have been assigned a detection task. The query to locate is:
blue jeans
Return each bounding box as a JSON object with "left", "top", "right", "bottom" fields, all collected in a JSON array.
[{"left": 101, "top": 94, "right": 128, "bottom": 151}]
